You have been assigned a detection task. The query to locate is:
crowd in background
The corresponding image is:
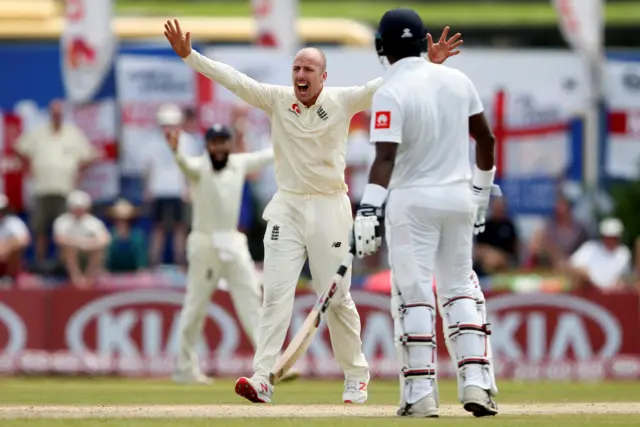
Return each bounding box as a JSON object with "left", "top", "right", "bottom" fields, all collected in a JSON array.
[{"left": 0, "top": 98, "right": 639, "bottom": 293}]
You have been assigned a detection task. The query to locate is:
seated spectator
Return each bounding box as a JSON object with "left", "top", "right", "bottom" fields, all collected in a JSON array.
[
  {"left": 0, "top": 194, "right": 30, "bottom": 285},
  {"left": 568, "top": 218, "right": 632, "bottom": 292},
  {"left": 527, "top": 195, "right": 589, "bottom": 269},
  {"left": 53, "top": 190, "right": 111, "bottom": 288},
  {"left": 474, "top": 197, "right": 518, "bottom": 275},
  {"left": 106, "top": 199, "right": 148, "bottom": 273}
]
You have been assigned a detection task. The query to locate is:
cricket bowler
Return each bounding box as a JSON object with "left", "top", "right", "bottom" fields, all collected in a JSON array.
[
  {"left": 352, "top": 8, "right": 499, "bottom": 417},
  {"left": 164, "top": 18, "right": 462, "bottom": 403}
]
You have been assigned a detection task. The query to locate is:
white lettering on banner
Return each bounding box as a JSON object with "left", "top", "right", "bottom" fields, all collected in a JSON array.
[
  {"left": 65, "top": 290, "right": 238, "bottom": 358},
  {"left": 487, "top": 293, "right": 622, "bottom": 362},
  {"left": 116, "top": 56, "right": 195, "bottom": 103},
  {"left": 0, "top": 302, "right": 26, "bottom": 354}
]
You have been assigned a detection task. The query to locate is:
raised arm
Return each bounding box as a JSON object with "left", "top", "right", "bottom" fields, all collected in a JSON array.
[
  {"left": 343, "top": 78, "right": 384, "bottom": 115},
  {"left": 165, "top": 19, "right": 279, "bottom": 112},
  {"left": 237, "top": 147, "right": 274, "bottom": 175},
  {"left": 165, "top": 129, "right": 202, "bottom": 181}
]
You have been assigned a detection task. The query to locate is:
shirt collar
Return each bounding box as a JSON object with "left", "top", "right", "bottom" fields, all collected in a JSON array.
[{"left": 385, "top": 56, "right": 424, "bottom": 79}]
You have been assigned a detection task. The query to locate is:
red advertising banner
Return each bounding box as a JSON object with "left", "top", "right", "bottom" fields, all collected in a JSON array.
[{"left": 0, "top": 288, "right": 639, "bottom": 380}]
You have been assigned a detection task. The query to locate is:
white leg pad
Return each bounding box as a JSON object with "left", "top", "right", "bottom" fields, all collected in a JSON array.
[
  {"left": 441, "top": 289, "right": 498, "bottom": 402},
  {"left": 391, "top": 295, "right": 438, "bottom": 406}
]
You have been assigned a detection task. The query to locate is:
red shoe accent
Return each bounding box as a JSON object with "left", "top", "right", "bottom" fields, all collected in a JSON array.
[
  {"left": 344, "top": 400, "right": 353, "bottom": 403},
  {"left": 235, "top": 377, "right": 267, "bottom": 403},
  {"left": 359, "top": 382, "right": 367, "bottom": 391}
]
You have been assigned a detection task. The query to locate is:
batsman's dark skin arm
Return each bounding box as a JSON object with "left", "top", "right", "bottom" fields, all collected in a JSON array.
[
  {"left": 367, "top": 142, "right": 399, "bottom": 189},
  {"left": 470, "top": 113, "right": 495, "bottom": 171}
]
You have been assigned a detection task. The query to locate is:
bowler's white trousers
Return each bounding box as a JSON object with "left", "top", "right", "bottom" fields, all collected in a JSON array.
[
  {"left": 176, "top": 230, "right": 262, "bottom": 376},
  {"left": 252, "top": 190, "right": 369, "bottom": 382}
]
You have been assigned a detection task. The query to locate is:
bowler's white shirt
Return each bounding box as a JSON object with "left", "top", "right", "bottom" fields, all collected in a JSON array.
[
  {"left": 175, "top": 149, "right": 273, "bottom": 233},
  {"left": 369, "top": 57, "right": 483, "bottom": 190},
  {"left": 570, "top": 240, "right": 631, "bottom": 290},
  {"left": 15, "top": 123, "right": 96, "bottom": 196},
  {"left": 184, "top": 50, "right": 381, "bottom": 196},
  {"left": 53, "top": 213, "right": 109, "bottom": 241}
]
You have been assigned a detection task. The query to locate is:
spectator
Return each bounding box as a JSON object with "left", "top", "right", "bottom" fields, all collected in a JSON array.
[
  {"left": 568, "top": 218, "right": 632, "bottom": 292},
  {"left": 106, "top": 199, "right": 148, "bottom": 273},
  {"left": 473, "top": 197, "right": 519, "bottom": 275},
  {"left": 53, "top": 190, "right": 110, "bottom": 288},
  {"left": 527, "top": 195, "right": 589, "bottom": 269},
  {"left": 13, "top": 99, "right": 97, "bottom": 265},
  {"left": 0, "top": 194, "right": 30, "bottom": 285},
  {"left": 144, "top": 104, "right": 189, "bottom": 267}
]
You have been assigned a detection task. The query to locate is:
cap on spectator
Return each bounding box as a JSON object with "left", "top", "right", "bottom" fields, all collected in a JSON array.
[
  {"left": 157, "top": 103, "right": 183, "bottom": 126},
  {"left": 599, "top": 218, "right": 623, "bottom": 237},
  {"left": 108, "top": 198, "right": 138, "bottom": 220},
  {"left": 67, "top": 190, "right": 91, "bottom": 210},
  {"left": 0, "top": 194, "right": 7, "bottom": 210}
]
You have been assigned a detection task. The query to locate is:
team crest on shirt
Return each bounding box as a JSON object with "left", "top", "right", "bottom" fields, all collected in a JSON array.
[
  {"left": 374, "top": 111, "right": 391, "bottom": 129},
  {"left": 289, "top": 103, "right": 301, "bottom": 116}
]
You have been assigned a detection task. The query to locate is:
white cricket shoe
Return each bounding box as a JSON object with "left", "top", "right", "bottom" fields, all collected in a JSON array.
[
  {"left": 397, "top": 394, "right": 438, "bottom": 418},
  {"left": 235, "top": 376, "right": 273, "bottom": 403},
  {"left": 343, "top": 379, "right": 368, "bottom": 404},
  {"left": 462, "top": 385, "right": 498, "bottom": 417},
  {"left": 172, "top": 371, "right": 212, "bottom": 385}
]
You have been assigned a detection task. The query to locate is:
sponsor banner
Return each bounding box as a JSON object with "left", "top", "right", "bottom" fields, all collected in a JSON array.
[
  {"left": 61, "top": 0, "right": 116, "bottom": 104},
  {"left": 0, "top": 288, "right": 638, "bottom": 380},
  {"left": 116, "top": 55, "right": 197, "bottom": 176}
]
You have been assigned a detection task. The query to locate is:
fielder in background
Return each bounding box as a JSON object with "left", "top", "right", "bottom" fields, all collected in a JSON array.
[
  {"left": 352, "top": 8, "right": 499, "bottom": 418},
  {"left": 167, "top": 124, "right": 275, "bottom": 384},
  {"left": 164, "top": 18, "right": 461, "bottom": 403}
]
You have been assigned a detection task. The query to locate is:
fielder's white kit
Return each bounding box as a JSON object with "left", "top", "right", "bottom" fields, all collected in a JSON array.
[
  {"left": 173, "top": 146, "right": 273, "bottom": 380},
  {"left": 366, "top": 57, "right": 498, "bottom": 409},
  {"left": 183, "top": 50, "right": 381, "bottom": 402}
]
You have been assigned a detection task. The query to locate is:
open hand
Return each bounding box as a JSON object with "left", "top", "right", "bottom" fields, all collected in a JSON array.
[
  {"left": 164, "top": 128, "right": 180, "bottom": 152},
  {"left": 427, "top": 26, "right": 463, "bottom": 64},
  {"left": 164, "top": 19, "right": 192, "bottom": 59}
]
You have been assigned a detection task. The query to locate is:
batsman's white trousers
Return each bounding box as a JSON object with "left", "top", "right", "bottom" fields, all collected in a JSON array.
[
  {"left": 253, "top": 190, "right": 369, "bottom": 382},
  {"left": 176, "top": 230, "right": 262, "bottom": 376}
]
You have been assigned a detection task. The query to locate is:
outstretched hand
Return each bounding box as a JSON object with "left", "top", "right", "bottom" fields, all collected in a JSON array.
[
  {"left": 164, "top": 19, "right": 192, "bottom": 59},
  {"left": 427, "top": 26, "right": 463, "bottom": 65},
  {"left": 164, "top": 128, "right": 180, "bottom": 152}
]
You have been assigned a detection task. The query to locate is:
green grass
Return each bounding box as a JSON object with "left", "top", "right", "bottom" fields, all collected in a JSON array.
[
  {"left": 115, "top": 1, "right": 640, "bottom": 26},
  {"left": 3, "top": 416, "right": 640, "bottom": 427},
  {"left": 1, "top": 377, "right": 639, "bottom": 405}
]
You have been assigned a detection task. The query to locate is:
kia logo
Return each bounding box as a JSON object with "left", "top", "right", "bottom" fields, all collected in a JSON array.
[
  {"left": 65, "top": 290, "right": 240, "bottom": 357},
  {"left": 0, "top": 302, "right": 26, "bottom": 353},
  {"left": 486, "top": 293, "right": 622, "bottom": 361}
]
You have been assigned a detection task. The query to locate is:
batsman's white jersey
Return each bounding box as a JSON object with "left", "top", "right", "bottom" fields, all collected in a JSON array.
[
  {"left": 369, "top": 57, "right": 498, "bottom": 406},
  {"left": 184, "top": 50, "right": 378, "bottom": 383},
  {"left": 173, "top": 147, "right": 273, "bottom": 378}
]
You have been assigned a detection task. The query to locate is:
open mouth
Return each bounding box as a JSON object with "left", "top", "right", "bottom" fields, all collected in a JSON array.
[{"left": 297, "top": 82, "right": 309, "bottom": 95}]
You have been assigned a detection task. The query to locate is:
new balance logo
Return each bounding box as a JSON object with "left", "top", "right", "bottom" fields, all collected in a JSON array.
[
  {"left": 331, "top": 241, "right": 341, "bottom": 248},
  {"left": 271, "top": 225, "right": 280, "bottom": 241},
  {"left": 317, "top": 106, "right": 328, "bottom": 121}
]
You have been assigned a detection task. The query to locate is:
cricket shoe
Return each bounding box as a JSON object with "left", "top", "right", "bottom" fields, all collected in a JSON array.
[
  {"left": 235, "top": 376, "right": 273, "bottom": 403},
  {"left": 343, "top": 379, "right": 368, "bottom": 404},
  {"left": 171, "top": 371, "right": 212, "bottom": 385},
  {"left": 397, "top": 394, "right": 439, "bottom": 418},
  {"left": 462, "top": 385, "right": 498, "bottom": 417}
]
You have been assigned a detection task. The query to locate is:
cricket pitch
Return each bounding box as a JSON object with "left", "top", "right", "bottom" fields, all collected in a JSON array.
[{"left": 2, "top": 403, "right": 640, "bottom": 419}]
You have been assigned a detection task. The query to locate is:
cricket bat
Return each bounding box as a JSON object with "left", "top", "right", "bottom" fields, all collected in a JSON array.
[{"left": 269, "top": 246, "right": 355, "bottom": 385}]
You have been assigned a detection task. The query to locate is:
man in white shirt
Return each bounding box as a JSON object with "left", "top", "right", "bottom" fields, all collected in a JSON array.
[
  {"left": 0, "top": 194, "right": 30, "bottom": 284},
  {"left": 145, "top": 103, "right": 191, "bottom": 267},
  {"left": 53, "top": 190, "right": 111, "bottom": 288},
  {"left": 164, "top": 18, "right": 461, "bottom": 404},
  {"left": 14, "top": 99, "right": 97, "bottom": 265},
  {"left": 166, "top": 124, "right": 274, "bottom": 384},
  {"left": 569, "top": 218, "right": 632, "bottom": 291},
  {"left": 352, "top": 9, "right": 498, "bottom": 417}
]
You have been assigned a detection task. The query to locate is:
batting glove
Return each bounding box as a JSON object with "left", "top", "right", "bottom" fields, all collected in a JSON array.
[
  {"left": 352, "top": 205, "right": 383, "bottom": 259},
  {"left": 471, "top": 183, "right": 502, "bottom": 235}
]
